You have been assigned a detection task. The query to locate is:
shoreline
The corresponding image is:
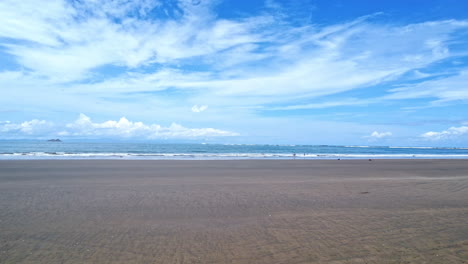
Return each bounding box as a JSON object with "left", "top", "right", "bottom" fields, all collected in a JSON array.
[
  {"left": 2, "top": 157, "right": 468, "bottom": 160},
  {"left": 2, "top": 154, "right": 468, "bottom": 160}
]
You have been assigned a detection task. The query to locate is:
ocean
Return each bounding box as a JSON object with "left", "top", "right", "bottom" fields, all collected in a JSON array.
[{"left": 1, "top": 141, "right": 468, "bottom": 160}]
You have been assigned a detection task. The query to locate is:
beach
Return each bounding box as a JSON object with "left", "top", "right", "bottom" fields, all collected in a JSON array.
[{"left": 0, "top": 159, "right": 467, "bottom": 263}]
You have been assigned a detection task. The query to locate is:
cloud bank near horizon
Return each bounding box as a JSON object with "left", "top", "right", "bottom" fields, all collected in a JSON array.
[
  {"left": 3, "top": 115, "right": 468, "bottom": 144},
  {"left": 0, "top": 114, "right": 238, "bottom": 139},
  {"left": 367, "top": 131, "right": 393, "bottom": 140},
  {"left": 421, "top": 126, "right": 468, "bottom": 141}
]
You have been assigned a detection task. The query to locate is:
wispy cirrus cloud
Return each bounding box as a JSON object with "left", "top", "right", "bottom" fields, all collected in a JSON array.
[
  {"left": 66, "top": 18, "right": 468, "bottom": 100},
  {"left": 0, "top": 0, "right": 268, "bottom": 81},
  {"left": 1, "top": 0, "right": 466, "bottom": 96},
  {"left": 386, "top": 70, "right": 468, "bottom": 103}
]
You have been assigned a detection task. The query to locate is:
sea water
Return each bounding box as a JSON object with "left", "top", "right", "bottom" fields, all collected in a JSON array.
[{"left": 1, "top": 141, "right": 468, "bottom": 160}]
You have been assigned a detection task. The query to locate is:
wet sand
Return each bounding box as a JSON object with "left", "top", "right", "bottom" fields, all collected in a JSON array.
[{"left": 0, "top": 159, "right": 467, "bottom": 263}]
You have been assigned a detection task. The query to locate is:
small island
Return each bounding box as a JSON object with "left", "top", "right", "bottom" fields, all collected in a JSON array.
[{"left": 47, "top": 139, "right": 62, "bottom": 142}]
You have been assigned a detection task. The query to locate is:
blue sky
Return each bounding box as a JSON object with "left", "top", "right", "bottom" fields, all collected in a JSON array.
[{"left": 1, "top": 0, "right": 468, "bottom": 146}]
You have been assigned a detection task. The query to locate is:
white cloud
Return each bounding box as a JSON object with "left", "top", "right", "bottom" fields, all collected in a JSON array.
[
  {"left": 421, "top": 126, "right": 468, "bottom": 140},
  {"left": 386, "top": 70, "right": 468, "bottom": 104},
  {"left": 81, "top": 18, "right": 468, "bottom": 100},
  {"left": 1, "top": 0, "right": 466, "bottom": 97},
  {"left": 368, "top": 131, "right": 392, "bottom": 139},
  {"left": 0, "top": 114, "right": 238, "bottom": 139},
  {"left": 63, "top": 114, "right": 239, "bottom": 138},
  {"left": 191, "top": 105, "right": 208, "bottom": 112},
  {"left": 266, "top": 98, "right": 377, "bottom": 110},
  {"left": 0, "top": 119, "right": 54, "bottom": 135},
  {"left": 0, "top": 0, "right": 265, "bottom": 81}
]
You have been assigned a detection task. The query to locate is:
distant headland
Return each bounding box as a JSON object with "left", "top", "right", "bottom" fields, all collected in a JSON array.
[{"left": 47, "top": 139, "right": 62, "bottom": 142}]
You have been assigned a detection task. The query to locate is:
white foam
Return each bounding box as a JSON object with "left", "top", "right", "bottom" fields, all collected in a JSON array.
[
  {"left": 1, "top": 152, "right": 468, "bottom": 160},
  {"left": 389, "top": 146, "right": 468, "bottom": 150}
]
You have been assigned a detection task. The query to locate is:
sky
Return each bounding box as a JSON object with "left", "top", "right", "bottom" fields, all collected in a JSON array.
[{"left": 1, "top": 0, "right": 468, "bottom": 146}]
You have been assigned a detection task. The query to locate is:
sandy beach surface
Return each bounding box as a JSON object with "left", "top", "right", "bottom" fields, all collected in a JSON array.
[{"left": 0, "top": 159, "right": 467, "bottom": 263}]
